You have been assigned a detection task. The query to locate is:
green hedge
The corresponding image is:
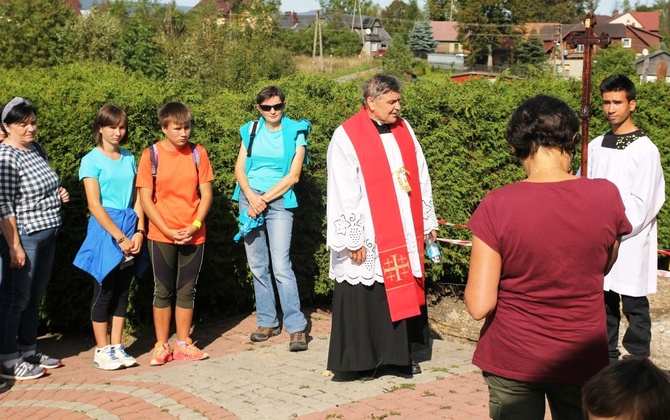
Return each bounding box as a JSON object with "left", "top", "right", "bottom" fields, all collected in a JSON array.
[{"left": 2, "top": 63, "right": 668, "bottom": 331}]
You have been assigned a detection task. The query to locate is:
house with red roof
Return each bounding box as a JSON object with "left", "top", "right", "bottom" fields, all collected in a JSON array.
[
  {"left": 607, "top": 11, "right": 660, "bottom": 33},
  {"left": 429, "top": 21, "right": 463, "bottom": 54}
]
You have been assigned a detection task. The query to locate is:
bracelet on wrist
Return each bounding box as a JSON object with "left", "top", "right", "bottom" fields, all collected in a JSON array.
[
  {"left": 116, "top": 236, "right": 125, "bottom": 244},
  {"left": 192, "top": 220, "right": 202, "bottom": 230},
  {"left": 134, "top": 229, "right": 145, "bottom": 236}
]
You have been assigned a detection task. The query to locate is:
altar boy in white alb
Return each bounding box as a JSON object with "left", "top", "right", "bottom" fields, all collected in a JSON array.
[{"left": 586, "top": 74, "right": 665, "bottom": 363}]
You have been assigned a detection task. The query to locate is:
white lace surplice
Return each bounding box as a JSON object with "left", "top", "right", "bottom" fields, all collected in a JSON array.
[{"left": 326, "top": 120, "right": 439, "bottom": 286}]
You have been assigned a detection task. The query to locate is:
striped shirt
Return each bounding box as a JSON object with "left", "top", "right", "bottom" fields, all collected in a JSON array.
[{"left": 0, "top": 143, "right": 62, "bottom": 233}]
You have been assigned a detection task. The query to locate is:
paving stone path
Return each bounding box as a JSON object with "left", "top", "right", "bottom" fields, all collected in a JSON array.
[{"left": 0, "top": 310, "right": 490, "bottom": 420}]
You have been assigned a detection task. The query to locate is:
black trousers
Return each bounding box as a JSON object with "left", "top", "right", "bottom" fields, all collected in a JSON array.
[{"left": 604, "top": 290, "right": 651, "bottom": 363}]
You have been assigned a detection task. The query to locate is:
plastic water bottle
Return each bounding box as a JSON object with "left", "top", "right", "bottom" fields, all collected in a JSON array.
[{"left": 425, "top": 235, "right": 441, "bottom": 264}]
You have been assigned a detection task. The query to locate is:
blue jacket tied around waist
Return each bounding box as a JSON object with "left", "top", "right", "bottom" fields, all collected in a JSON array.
[{"left": 73, "top": 207, "right": 144, "bottom": 284}]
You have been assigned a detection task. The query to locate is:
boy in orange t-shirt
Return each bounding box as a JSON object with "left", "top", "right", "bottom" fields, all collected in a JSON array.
[{"left": 136, "top": 102, "right": 214, "bottom": 366}]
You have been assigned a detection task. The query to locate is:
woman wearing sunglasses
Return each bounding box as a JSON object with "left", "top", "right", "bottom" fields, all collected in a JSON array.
[{"left": 232, "top": 86, "right": 311, "bottom": 352}]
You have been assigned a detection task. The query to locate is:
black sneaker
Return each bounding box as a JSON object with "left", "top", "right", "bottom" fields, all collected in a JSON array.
[
  {"left": 250, "top": 326, "right": 281, "bottom": 342},
  {"left": 289, "top": 331, "right": 308, "bottom": 352},
  {"left": 22, "top": 352, "right": 62, "bottom": 369},
  {"left": 0, "top": 360, "right": 45, "bottom": 380}
]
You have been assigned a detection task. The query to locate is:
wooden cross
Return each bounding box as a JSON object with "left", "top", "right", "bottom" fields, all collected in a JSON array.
[{"left": 566, "top": 13, "right": 610, "bottom": 176}]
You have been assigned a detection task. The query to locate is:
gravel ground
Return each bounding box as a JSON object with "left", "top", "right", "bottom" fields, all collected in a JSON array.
[{"left": 427, "top": 275, "right": 670, "bottom": 370}]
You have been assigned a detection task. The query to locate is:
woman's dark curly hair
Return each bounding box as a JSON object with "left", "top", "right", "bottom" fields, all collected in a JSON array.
[{"left": 506, "top": 95, "right": 579, "bottom": 160}]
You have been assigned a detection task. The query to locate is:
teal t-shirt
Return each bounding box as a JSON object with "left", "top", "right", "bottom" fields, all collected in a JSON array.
[
  {"left": 247, "top": 126, "right": 306, "bottom": 193},
  {"left": 79, "top": 147, "right": 137, "bottom": 209}
]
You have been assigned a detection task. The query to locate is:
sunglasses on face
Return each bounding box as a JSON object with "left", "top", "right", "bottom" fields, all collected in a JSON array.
[{"left": 259, "top": 103, "right": 285, "bottom": 112}]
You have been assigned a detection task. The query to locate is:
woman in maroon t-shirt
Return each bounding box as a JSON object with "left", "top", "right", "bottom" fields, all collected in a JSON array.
[{"left": 465, "top": 95, "right": 632, "bottom": 420}]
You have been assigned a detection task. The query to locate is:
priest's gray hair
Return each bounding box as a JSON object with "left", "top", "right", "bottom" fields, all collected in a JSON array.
[{"left": 362, "top": 74, "right": 402, "bottom": 107}]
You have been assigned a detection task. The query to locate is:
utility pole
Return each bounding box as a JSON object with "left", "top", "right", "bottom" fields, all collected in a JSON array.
[
  {"left": 351, "top": 0, "right": 358, "bottom": 32},
  {"left": 351, "top": 0, "right": 365, "bottom": 49},
  {"left": 553, "top": 24, "right": 564, "bottom": 76},
  {"left": 312, "top": 11, "right": 324, "bottom": 72}
]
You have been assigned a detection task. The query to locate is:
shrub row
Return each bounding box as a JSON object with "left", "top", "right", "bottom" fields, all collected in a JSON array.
[{"left": 2, "top": 63, "right": 668, "bottom": 331}]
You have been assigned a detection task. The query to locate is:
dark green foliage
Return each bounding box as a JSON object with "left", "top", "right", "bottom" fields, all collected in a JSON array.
[
  {"left": 660, "top": 1, "right": 670, "bottom": 41},
  {"left": 510, "top": 0, "right": 583, "bottom": 23},
  {"left": 277, "top": 26, "right": 362, "bottom": 57},
  {"left": 0, "top": 0, "right": 76, "bottom": 68},
  {"left": 383, "top": 34, "right": 415, "bottom": 76},
  {"left": 456, "top": 0, "right": 522, "bottom": 65},
  {"left": 408, "top": 20, "right": 439, "bottom": 54},
  {"left": 515, "top": 29, "right": 547, "bottom": 68},
  {"left": 2, "top": 63, "right": 670, "bottom": 333},
  {"left": 592, "top": 43, "right": 638, "bottom": 82},
  {"left": 117, "top": 5, "right": 167, "bottom": 79},
  {"left": 425, "top": 0, "right": 452, "bottom": 21},
  {"left": 381, "top": 0, "right": 424, "bottom": 39}
]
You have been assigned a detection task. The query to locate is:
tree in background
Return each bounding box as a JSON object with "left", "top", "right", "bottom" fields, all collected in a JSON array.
[
  {"left": 456, "top": 0, "right": 521, "bottom": 65},
  {"left": 584, "top": 0, "right": 601, "bottom": 13},
  {"left": 319, "top": 0, "right": 377, "bottom": 15},
  {"left": 382, "top": 0, "right": 423, "bottom": 40},
  {"left": 383, "top": 33, "right": 415, "bottom": 77},
  {"left": 408, "top": 20, "right": 439, "bottom": 55},
  {"left": 116, "top": 0, "right": 167, "bottom": 79},
  {"left": 0, "top": 0, "right": 76, "bottom": 68},
  {"left": 514, "top": 29, "right": 547, "bottom": 69},
  {"left": 60, "top": 7, "right": 124, "bottom": 64},
  {"left": 657, "top": 0, "right": 670, "bottom": 42},
  {"left": 511, "top": 0, "right": 583, "bottom": 23},
  {"left": 278, "top": 26, "right": 362, "bottom": 56},
  {"left": 592, "top": 42, "right": 638, "bottom": 82},
  {"left": 426, "top": 0, "right": 453, "bottom": 21}
]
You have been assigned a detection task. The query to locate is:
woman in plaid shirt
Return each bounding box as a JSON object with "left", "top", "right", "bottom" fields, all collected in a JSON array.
[{"left": 0, "top": 97, "right": 68, "bottom": 381}]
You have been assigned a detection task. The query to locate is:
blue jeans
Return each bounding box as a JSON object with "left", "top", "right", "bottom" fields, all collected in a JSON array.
[
  {"left": 239, "top": 192, "right": 306, "bottom": 334},
  {"left": 0, "top": 226, "right": 60, "bottom": 359}
]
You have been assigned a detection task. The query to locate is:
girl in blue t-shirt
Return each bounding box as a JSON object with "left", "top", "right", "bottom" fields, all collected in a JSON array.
[{"left": 74, "top": 105, "right": 144, "bottom": 370}]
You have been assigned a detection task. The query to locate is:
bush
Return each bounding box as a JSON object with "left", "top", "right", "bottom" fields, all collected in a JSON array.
[{"left": 1, "top": 65, "right": 668, "bottom": 332}]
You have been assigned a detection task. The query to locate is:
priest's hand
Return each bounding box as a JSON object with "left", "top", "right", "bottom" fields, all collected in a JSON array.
[{"left": 349, "top": 246, "right": 366, "bottom": 265}]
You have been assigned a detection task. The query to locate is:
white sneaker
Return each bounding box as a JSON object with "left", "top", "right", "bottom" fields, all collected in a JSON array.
[
  {"left": 113, "top": 344, "right": 137, "bottom": 367},
  {"left": 93, "top": 345, "right": 124, "bottom": 371}
]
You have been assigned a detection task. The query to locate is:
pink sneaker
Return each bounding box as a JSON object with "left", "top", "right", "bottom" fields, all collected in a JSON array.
[
  {"left": 173, "top": 338, "right": 209, "bottom": 361},
  {"left": 149, "top": 341, "right": 173, "bottom": 366}
]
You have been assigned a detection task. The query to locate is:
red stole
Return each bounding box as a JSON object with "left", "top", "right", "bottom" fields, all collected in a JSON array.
[{"left": 342, "top": 108, "right": 426, "bottom": 322}]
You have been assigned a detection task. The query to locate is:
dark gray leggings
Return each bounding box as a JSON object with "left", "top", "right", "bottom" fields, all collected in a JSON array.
[{"left": 148, "top": 240, "right": 204, "bottom": 309}]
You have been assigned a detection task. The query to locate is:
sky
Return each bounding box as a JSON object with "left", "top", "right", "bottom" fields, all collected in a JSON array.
[{"left": 172, "top": 0, "right": 651, "bottom": 16}]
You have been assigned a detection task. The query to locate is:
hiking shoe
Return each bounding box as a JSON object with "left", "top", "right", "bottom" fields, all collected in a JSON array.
[
  {"left": 113, "top": 345, "right": 137, "bottom": 367},
  {"left": 22, "top": 352, "right": 62, "bottom": 369},
  {"left": 93, "top": 345, "right": 124, "bottom": 371},
  {"left": 250, "top": 326, "right": 281, "bottom": 342},
  {"left": 0, "top": 359, "right": 45, "bottom": 380},
  {"left": 149, "top": 341, "right": 173, "bottom": 366},
  {"left": 289, "top": 331, "right": 308, "bottom": 352},
  {"left": 173, "top": 338, "right": 209, "bottom": 361}
]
